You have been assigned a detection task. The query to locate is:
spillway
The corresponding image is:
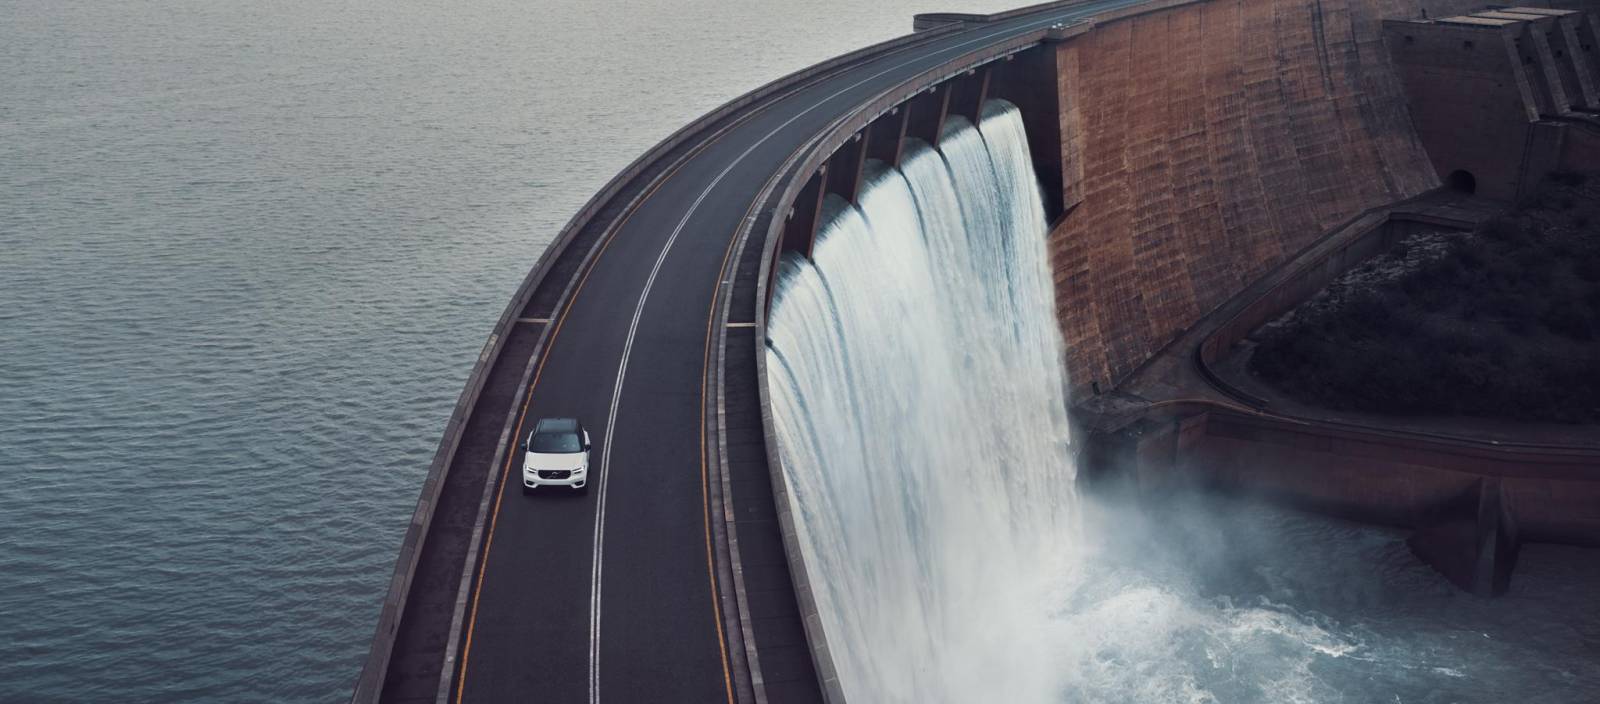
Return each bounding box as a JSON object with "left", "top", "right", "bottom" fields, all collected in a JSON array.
[
  {"left": 767, "top": 100, "right": 1078, "bottom": 702},
  {"left": 765, "top": 100, "right": 1600, "bottom": 703}
]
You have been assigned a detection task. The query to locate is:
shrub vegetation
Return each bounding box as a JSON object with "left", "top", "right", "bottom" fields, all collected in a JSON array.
[{"left": 1250, "top": 172, "right": 1600, "bottom": 424}]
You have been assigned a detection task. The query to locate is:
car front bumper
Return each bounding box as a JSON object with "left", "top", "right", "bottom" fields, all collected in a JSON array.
[{"left": 523, "top": 468, "right": 587, "bottom": 489}]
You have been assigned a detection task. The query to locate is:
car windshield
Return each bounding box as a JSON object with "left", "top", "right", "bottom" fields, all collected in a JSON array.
[{"left": 530, "top": 431, "right": 582, "bottom": 454}]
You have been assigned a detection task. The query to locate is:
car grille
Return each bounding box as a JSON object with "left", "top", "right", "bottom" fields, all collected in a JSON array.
[{"left": 537, "top": 470, "right": 571, "bottom": 480}]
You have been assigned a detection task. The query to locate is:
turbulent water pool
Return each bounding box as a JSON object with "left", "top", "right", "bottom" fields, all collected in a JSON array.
[{"left": 766, "top": 101, "right": 1600, "bottom": 703}]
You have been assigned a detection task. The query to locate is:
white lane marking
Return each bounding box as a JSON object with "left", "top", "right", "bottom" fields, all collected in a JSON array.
[{"left": 583, "top": 8, "right": 1123, "bottom": 701}]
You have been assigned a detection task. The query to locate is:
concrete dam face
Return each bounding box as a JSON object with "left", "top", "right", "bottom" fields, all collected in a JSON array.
[{"left": 1050, "top": 0, "right": 1461, "bottom": 392}]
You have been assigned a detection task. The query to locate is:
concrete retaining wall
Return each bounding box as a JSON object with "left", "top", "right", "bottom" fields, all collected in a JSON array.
[{"left": 1171, "top": 410, "right": 1600, "bottom": 545}]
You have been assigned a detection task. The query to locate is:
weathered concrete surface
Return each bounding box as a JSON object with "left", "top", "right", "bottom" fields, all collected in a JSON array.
[
  {"left": 1385, "top": 18, "right": 1543, "bottom": 200},
  {"left": 1502, "top": 7, "right": 1600, "bottom": 110},
  {"left": 1564, "top": 121, "right": 1600, "bottom": 165},
  {"left": 1041, "top": 0, "right": 1600, "bottom": 398},
  {"left": 1177, "top": 411, "right": 1600, "bottom": 545},
  {"left": 1407, "top": 477, "right": 1521, "bottom": 596},
  {"left": 1383, "top": 7, "right": 1600, "bottom": 202}
]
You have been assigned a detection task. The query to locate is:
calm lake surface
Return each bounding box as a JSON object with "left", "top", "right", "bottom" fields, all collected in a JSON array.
[
  {"left": 0, "top": 1, "right": 1020, "bottom": 700},
  {"left": 3, "top": 1, "right": 1596, "bottom": 702}
]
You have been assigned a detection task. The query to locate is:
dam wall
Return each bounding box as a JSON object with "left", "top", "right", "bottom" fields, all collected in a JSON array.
[
  {"left": 1047, "top": 0, "right": 1551, "bottom": 397},
  {"left": 1384, "top": 6, "right": 1600, "bottom": 202}
]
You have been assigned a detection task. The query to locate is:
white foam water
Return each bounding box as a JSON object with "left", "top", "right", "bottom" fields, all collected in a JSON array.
[{"left": 767, "top": 101, "right": 1078, "bottom": 702}]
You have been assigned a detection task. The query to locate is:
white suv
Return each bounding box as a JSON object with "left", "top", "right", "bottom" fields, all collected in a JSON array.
[{"left": 520, "top": 417, "right": 591, "bottom": 493}]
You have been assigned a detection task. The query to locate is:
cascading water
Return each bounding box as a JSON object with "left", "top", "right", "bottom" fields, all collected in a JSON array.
[
  {"left": 766, "top": 100, "right": 1600, "bottom": 704},
  {"left": 767, "top": 101, "right": 1078, "bottom": 702}
]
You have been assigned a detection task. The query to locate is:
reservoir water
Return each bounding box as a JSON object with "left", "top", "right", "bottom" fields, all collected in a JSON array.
[{"left": 0, "top": 1, "right": 1022, "bottom": 700}]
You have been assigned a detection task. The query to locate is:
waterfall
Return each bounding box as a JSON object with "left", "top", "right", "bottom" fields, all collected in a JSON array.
[
  {"left": 765, "top": 97, "right": 1600, "bottom": 704},
  {"left": 766, "top": 100, "right": 1078, "bottom": 702}
]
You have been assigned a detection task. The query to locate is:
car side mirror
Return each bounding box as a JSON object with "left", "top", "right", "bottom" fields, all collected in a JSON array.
[{"left": 519, "top": 440, "right": 527, "bottom": 450}]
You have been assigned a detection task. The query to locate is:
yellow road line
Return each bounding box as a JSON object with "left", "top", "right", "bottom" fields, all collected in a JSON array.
[
  {"left": 454, "top": 154, "right": 686, "bottom": 703},
  {"left": 700, "top": 224, "right": 745, "bottom": 704},
  {"left": 454, "top": 21, "right": 835, "bottom": 694},
  {"left": 454, "top": 227, "right": 617, "bottom": 704}
]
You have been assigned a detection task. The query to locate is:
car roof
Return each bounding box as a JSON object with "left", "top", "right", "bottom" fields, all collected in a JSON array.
[{"left": 533, "top": 417, "right": 580, "bottom": 433}]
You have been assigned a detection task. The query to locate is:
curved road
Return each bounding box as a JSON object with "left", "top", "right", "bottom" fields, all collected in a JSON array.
[{"left": 452, "top": 2, "right": 1140, "bottom": 702}]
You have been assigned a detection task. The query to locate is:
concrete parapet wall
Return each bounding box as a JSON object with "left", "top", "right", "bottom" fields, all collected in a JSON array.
[{"left": 913, "top": 0, "right": 1110, "bottom": 30}]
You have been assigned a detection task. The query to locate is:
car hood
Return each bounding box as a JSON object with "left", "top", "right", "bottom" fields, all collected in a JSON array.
[{"left": 524, "top": 451, "right": 586, "bottom": 471}]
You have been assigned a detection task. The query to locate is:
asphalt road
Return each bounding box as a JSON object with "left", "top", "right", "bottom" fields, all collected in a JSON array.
[{"left": 453, "top": 3, "right": 1142, "bottom": 702}]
